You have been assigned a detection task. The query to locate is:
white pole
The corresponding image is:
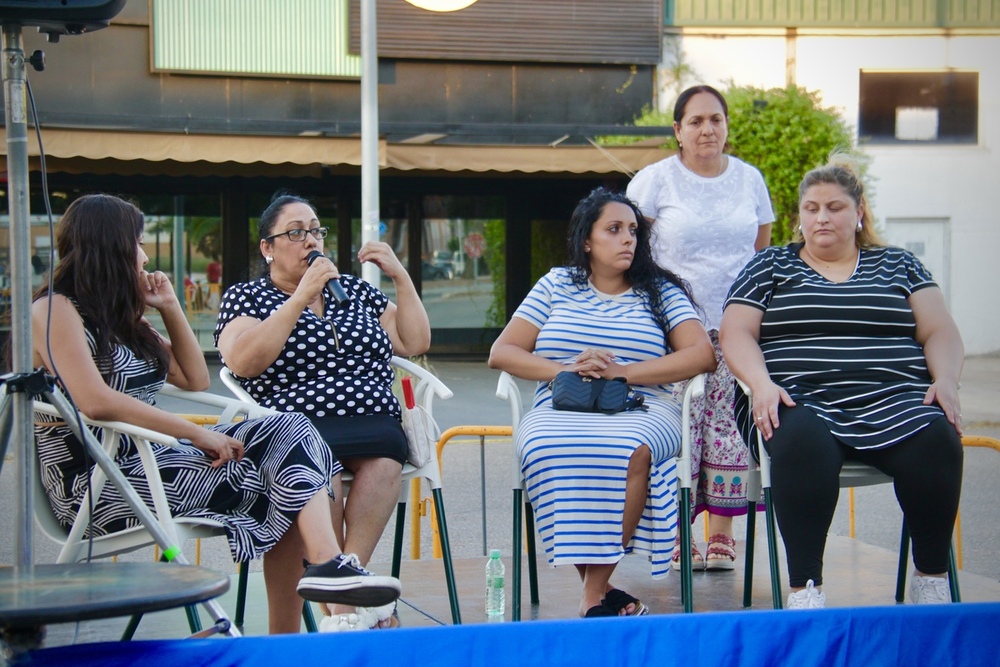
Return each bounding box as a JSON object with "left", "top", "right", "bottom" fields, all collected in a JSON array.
[{"left": 360, "top": 0, "right": 380, "bottom": 289}]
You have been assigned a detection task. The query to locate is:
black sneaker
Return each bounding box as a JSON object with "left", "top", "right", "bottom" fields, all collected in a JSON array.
[{"left": 297, "top": 553, "right": 401, "bottom": 607}]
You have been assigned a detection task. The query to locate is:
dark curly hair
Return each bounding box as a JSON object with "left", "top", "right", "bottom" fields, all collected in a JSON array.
[
  {"left": 566, "top": 187, "right": 696, "bottom": 335},
  {"left": 35, "top": 194, "right": 169, "bottom": 377}
]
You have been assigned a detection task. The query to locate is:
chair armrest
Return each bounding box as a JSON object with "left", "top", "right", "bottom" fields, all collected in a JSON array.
[
  {"left": 734, "top": 379, "right": 770, "bottom": 486},
  {"left": 163, "top": 381, "right": 276, "bottom": 423},
  {"left": 675, "top": 374, "right": 706, "bottom": 490},
  {"left": 495, "top": 371, "right": 523, "bottom": 433},
  {"left": 32, "top": 399, "right": 186, "bottom": 551},
  {"left": 217, "top": 367, "right": 257, "bottom": 404},
  {"left": 32, "top": 400, "right": 181, "bottom": 448},
  {"left": 392, "top": 356, "right": 454, "bottom": 403}
]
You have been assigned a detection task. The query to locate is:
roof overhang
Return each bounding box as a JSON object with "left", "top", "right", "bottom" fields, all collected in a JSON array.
[{"left": 0, "top": 128, "right": 671, "bottom": 178}]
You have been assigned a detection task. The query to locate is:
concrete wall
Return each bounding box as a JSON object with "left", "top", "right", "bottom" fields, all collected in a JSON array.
[{"left": 666, "top": 30, "right": 1000, "bottom": 354}]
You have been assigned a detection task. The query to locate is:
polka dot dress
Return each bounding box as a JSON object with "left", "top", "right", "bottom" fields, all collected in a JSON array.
[{"left": 214, "top": 275, "right": 408, "bottom": 463}]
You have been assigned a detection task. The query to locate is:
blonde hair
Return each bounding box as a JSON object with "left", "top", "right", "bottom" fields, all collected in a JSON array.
[{"left": 794, "top": 154, "right": 883, "bottom": 249}]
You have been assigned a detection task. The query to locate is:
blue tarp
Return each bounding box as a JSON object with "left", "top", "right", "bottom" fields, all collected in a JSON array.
[{"left": 18, "top": 602, "right": 1000, "bottom": 667}]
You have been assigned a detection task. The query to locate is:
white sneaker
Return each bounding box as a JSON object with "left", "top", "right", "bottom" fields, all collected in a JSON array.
[
  {"left": 910, "top": 575, "right": 951, "bottom": 604},
  {"left": 786, "top": 579, "right": 826, "bottom": 609}
]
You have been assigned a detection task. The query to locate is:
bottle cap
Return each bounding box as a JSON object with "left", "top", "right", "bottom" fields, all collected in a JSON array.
[{"left": 490, "top": 549, "right": 501, "bottom": 558}]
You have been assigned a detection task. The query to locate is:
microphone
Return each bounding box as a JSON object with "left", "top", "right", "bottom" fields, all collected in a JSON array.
[{"left": 306, "top": 250, "right": 350, "bottom": 306}]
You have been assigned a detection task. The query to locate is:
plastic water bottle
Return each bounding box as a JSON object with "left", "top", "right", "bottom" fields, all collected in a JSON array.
[{"left": 485, "top": 549, "right": 505, "bottom": 621}]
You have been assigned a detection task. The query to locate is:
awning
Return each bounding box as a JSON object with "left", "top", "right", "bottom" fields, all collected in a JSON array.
[
  {"left": 0, "top": 128, "right": 669, "bottom": 177},
  {"left": 17, "top": 128, "right": 368, "bottom": 167},
  {"left": 386, "top": 143, "right": 666, "bottom": 175}
]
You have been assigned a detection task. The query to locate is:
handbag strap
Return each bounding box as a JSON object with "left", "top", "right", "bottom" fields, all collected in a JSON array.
[{"left": 624, "top": 393, "right": 647, "bottom": 412}]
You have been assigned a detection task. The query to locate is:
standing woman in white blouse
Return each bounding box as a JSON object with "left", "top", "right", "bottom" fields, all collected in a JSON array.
[{"left": 627, "top": 85, "right": 775, "bottom": 571}]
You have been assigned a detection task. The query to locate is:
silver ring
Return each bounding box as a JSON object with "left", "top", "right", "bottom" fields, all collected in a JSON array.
[{"left": 756, "top": 416, "right": 763, "bottom": 422}]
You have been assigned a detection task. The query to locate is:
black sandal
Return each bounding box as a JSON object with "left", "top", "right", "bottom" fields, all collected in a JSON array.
[
  {"left": 584, "top": 601, "right": 618, "bottom": 618},
  {"left": 603, "top": 588, "right": 649, "bottom": 616}
]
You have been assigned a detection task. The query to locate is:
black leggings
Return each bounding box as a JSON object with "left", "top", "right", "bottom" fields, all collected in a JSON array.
[{"left": 763, "top": 406, "right": 963, "bottom": 588}]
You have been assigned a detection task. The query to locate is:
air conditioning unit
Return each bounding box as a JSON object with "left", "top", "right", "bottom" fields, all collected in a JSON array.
[{"left": 0, "top": 0, "right": 127, "bottom": 40}]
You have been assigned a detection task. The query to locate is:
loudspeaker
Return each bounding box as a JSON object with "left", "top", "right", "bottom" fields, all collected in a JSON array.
[{"left": 0, "top": 0, "right": 126, "bottom": 38}]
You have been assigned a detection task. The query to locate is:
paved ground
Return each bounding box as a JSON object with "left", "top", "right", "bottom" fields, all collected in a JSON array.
[{"left": 1, "top": 354, "right": 997, "bottom": 643}]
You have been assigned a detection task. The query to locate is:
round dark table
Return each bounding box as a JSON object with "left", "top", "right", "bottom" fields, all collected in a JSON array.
[{"left": 0, "top": 562, "right": 230, "bottom": 657}]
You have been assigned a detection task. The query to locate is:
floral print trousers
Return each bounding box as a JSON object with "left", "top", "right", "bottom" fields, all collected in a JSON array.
[{"left": 681, "top": 331, "right": 754, "bottom": 518}]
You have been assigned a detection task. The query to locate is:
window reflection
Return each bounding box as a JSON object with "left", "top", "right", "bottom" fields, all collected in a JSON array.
[{"left": 420, "top": 195, "right": 503, "bottom": 329}]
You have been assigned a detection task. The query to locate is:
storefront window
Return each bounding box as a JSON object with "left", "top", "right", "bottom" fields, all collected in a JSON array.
[
  {"left": 136, "top": 194, "right": 222, "bottom": 351},
  {"left": 421, "top": 195, "right": 503, "bottom": 330},
  {"left": 348, "top": 194, "right": 504, "bottom": 331}
]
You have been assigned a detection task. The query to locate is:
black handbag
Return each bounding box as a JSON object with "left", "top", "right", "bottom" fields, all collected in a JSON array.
[{"left": 549, "top": 371, "right": 646, "bottom": 414}]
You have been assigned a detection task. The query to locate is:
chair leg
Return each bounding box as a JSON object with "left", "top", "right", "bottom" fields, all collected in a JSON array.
[
  {"left": 763, "top": 487, "right": 783, "bottom": 609},
  {"left": 678, "top": 487, "right": 693, "bottom": 613},
  {"left": 184, "top": 604, "right": 203, "bottom": 634},
  {"left": 512, "top": 488, "right": 523, "bottom": 621},
  {"left": 391, "top": 501, "right": 406, "bottom": 579},
  {"left": 743, "top": 499, "right": 757, "bottom": 608},
  {"left": 895, "top": 521, "right": 910, "bottom": 603},
  {"left": 895, "top": 520, "right": 962, "bottom": 603},
  {"left": 235, "top": 561, "right": 249, "bottom": 630},
  {"left": 121, "top": 614, "right": 142, "bottom": 641},
  {"left": 431, "top": 487, "right": 462, "bottom": 624},
  {"left": 947, "top": 542, "right": 962, "bottom": 603},
  {"left": 302, "top": 601, "right": 318, "bottom": 632},
  {"left": 524, "top": 501, "right": 539, "bottom": 606}
]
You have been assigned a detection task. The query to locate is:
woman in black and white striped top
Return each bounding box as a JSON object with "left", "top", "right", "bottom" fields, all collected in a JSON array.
[{"left": 719, "top": 159, "right": 964, "bottom": 608}]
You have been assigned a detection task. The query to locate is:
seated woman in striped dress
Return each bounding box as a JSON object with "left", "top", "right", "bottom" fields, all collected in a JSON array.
[
  {"left": 720, "top": 158, "right": 965, "bottom": 608},
  {"left": 488, "top": 187, "right": 716, "bottom": 617}
]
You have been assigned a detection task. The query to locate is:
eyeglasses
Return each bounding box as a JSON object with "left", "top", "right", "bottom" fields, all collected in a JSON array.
[{"left": 264, "top": 227, "right": 329, "bottom": 243}]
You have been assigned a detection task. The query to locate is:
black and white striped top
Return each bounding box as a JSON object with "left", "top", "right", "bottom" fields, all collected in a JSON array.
[{"left": 725, "top": 243, "right": 944, "bottom": 450}]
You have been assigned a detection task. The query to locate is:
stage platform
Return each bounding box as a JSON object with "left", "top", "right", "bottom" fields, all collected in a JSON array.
[{"left": 14, "top": 534, "right": 1000, "bottom": 665}]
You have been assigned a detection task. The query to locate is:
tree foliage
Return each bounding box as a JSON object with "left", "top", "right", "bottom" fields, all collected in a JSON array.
[{"left": 725, "top": 85, "right": 868, "bottom": 244}]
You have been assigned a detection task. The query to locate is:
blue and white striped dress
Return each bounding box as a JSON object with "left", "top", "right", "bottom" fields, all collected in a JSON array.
[
  {"left": 726, "top": 244, "right": 945, "bottom": 452},
  {"left": 513, "top": 268, "right": 700, "bottom": 578}
]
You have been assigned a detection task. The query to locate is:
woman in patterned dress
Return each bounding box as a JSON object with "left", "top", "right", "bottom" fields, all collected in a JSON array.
[
  {"left": 489, "top": 188, "right": 716, "bottom": 618},
  {"left": 720, "top": 159, "right": 964, "bottom": 608},
  {"left": 32, "top": 194, "right": 400, "bottom": 635},
  {"left": 214, "top": 192, "right": 430, "bottom": 630},
  {"left": 627, "top": 85, "right": 775, "bottom": 571}
]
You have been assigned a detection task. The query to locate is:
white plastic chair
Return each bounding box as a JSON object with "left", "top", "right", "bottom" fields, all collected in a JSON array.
[
  {"left": 737, "top": 379, "right": 961, "bottom": 608},
  {"left": 496, "top": 372, "right": 705, "bottom": 618},
  {"left": 219, "top": 356, "right": 462, "bottom": 624},
  {"left": 30, "top": 384, "right": 272, "bottom": 638}
]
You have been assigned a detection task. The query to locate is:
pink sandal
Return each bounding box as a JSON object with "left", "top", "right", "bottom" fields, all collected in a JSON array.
[
  {"left": 670, "top": 535, "right": 705, "bottom": 571},
  {"left": 705, "top": 533, "right": 737, "bottom": 571}
]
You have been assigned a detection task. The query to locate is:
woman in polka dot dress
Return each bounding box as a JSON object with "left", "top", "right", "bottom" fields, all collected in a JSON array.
[{"left": 215, "top": 192, "right": 430, "bottom": 629}]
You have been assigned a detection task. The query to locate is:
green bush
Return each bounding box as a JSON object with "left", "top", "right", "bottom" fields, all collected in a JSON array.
[{"left": 726, "top": 85, "right": 868, "bottom": 244}]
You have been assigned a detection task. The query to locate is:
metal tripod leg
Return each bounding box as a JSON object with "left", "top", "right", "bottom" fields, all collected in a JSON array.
[
  {"left": 0, "top": 391, "right": 13, "bottom": 480},
  {"left": 41, "top": 384, "right": 240, "bottom": 637}
]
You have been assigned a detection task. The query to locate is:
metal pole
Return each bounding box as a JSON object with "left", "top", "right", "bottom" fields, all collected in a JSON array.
[
  {"left": 480, "top": 436, "right": 487, "bottom": 556},
  {"left": 3, "top": 24, "right": 36, "bottom": 573},
  {"left": 360, "top": 0, "right": 380, "bottom": 289},
  {"left": 172, "top": 195, "right": 185, "bottom": 308}
]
